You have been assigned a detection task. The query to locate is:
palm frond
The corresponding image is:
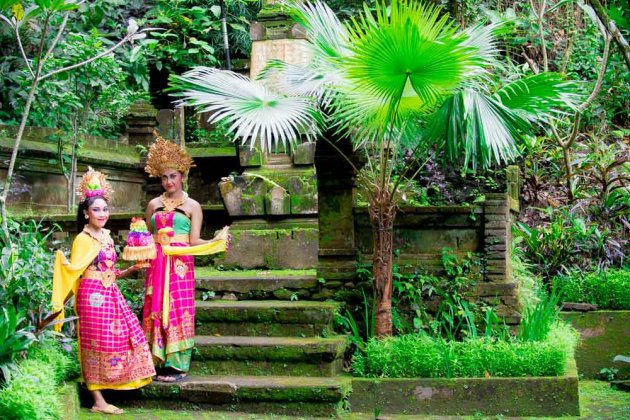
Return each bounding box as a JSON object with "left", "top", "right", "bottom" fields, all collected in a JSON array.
[
  {"left": 495, "top": 73, "right": 582, "bottom": 121},
  {"left": 286, "top": 0, "right": 349, "bottom": 61},
  {"left": 425, "top": 89, "right": 528, "bottom": 170},
  {"left": 460, "top": 23, "right": 503, "bottom": 77},
  {"left": 333, "top": 0, "right": 477, "bottom": 141},
  {"left": 169, "top": 67, "right": 321, "bottom": 152},
  {"left": 257, "top": 59, "right": 341, "bottom": 109}
]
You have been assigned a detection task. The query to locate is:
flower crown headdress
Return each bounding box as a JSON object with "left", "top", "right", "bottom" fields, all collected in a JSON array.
[
  {"left": 144, "top": 133, "right": 195, "bottom": 177},
  {"left": 77, "top": 167, "right": 113, "bottom": 202}
]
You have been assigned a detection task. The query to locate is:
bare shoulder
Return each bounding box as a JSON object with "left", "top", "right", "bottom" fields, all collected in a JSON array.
[
  {"left": 186, "top": 196, "right": 202, "bottom": 210},
  {"left": 147, "top": 196, "right": 162, "bottom": 209}
]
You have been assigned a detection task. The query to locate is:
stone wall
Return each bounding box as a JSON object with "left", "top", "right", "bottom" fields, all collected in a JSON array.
[
  {"left": 0, "top": 125, "right": 144, "bottom": 217},
  {"left": 353, "top": 191, "right": 521, "bottom": 324}
]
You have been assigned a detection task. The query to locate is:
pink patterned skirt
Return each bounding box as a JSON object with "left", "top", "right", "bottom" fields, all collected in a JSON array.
[
  {"left": 76, "top": 277, "right": 155, "bottom": 390},
  {"left": 142, "top": 241, "right": 196, "bottom": 369}
]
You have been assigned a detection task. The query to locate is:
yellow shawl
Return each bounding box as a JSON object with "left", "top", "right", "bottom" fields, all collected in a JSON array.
[{"left": 51, "top": 232, "right": 101, "bottom": 331}]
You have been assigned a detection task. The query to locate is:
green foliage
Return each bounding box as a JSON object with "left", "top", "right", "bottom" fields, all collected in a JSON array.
[
  {"left": 142, "top": 0, "right": 258, "bottom": 74},
  {"left": 0, "top": 306, "right": 36, "bottom": 383},
  {"left": 0, "top": 359, "right": 62, "bottom": 419},
  {"left": 22, "top": 30, "right": 147, "bottom": 139},
  {"left": 26, "top": 339, "right": 77, "bottom": 383},
  {"left": 518, "top": 286, "right": 563, "bottom": 342},
  {"left": 0, "top": 220, "right": 58, "bottom": 327},
  {"left": 337, "top": 289, "right": 375, "bottom": 354},
  {"left": 554, "top": 268, "right": 630, "bottom": 310},
  {"left": 116, "top": 278, "right": 145, "bottom": 316},
  {"left": 353, "top": 322, "right": 577, "bottom": 378},
  {"left": 514, "top": 207, "right": 611, "bottom": 280},
  {"left": 511, "top": 251, "right": 543, "bottom": 314}
]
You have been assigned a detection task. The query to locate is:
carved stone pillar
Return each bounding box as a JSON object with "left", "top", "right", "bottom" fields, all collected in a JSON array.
[
  {"left": 315, "top": 136, "right": 358, "bottom": 282},
  {"left": 125, "top": 100, "right": 157, "bottom": 147}
]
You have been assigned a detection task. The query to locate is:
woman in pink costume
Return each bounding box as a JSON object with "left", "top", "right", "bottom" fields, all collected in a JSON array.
[
  {"left": 52, "top": 168, "right": 155, "bottom": 415},
  {"left": 142, "top": 136, "right": 228, "bottom": 382}
]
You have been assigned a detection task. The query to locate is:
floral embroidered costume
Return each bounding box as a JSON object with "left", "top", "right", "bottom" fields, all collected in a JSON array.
[
  {"left": 52, "top": 169, "right": 155, "bottom": 391},
  {"left": 143, "top": 137, "right": 229, "bottom": 372}
]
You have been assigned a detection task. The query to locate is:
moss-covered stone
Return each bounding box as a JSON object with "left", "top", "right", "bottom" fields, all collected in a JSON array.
[
  {"left": 349, "top": 358, "right": 579, "bottom": 416},
  {"left": 561, "top": 310, "right": 630, "bottom": 379},
  {"left": 189, "top": 358, "right": 343, "bottom": 377},
  {"left": 238, "top": 146, "right": 263, "bottom": 167},
  {"left": 193, "top": 335, "right": 347, "bottom": 362}
]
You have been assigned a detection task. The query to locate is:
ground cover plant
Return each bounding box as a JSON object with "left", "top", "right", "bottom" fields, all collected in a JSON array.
[
  {"left": 554, "top": 267, "right": 630, "bottom": 309},
  {"left": 0, "top": 338, "right": 78, "bottom": 419},
  {"left": 352, "top": 321, "right": 578, "bottom": 378}
]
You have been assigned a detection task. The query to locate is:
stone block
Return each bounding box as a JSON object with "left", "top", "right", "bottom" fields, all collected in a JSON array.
[
  {"left": 484, "top": 220, "right": 508, "bottom": 229},
  {"left": 484, "top": 214, "right": 508, "bottom": 221},
  {"left": 475, "top": 282, "right": 516, "bottom": 296},
  {"left": 288, "top": 23, "right": 307, "bottom": 39},
  {"left": 484, "top": 205, "right": 509, "bottom": 215},
  {"left": 265, "top": 186, "right": 290, "bottom": 215},
  {"left": 238, "top": 146, "right": 263, "bottom": 167},
  {"left": 349, "top": 363, "right": 579, "bottom": 416},
  {"left": 561, "top": 311, "right": 630, "bottom": 379},
  {"left": 250, "top": 21, "right": 266, "bottom": 41},
  {"left": 274, "top": 229, "right": 318, "bottom": 269},
  {"left": 219, "top": 176, "right": 266, "bottom": 216},
  {"left": 218, "top": 230, "right": 274, "bottom": 269},
  {"left": 292, "top": 142, "right": 315, "bottom": 164}
]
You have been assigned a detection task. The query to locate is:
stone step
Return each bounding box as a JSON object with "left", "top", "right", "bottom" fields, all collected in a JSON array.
[
  {"left": 195, "top": 300, "right": 340, "bottom": 337},
  {"left": 195, "top": 270, "right": 318, "bottom": 297},
  {"left": 111, "top": 375, "right": 352, "bottom": 416},
  {"left": 193, "top": 335, "right": 347, "bottom": 363},
  {"left": 190, "top": 335, "right": 347, "bottom": 377}
]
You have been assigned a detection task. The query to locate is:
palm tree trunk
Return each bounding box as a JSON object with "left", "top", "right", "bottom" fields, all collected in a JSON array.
[{"left": 368, "top": 188, "right": 396, "bottom": 337}]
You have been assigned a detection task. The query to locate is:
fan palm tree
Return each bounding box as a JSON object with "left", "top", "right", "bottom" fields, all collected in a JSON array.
[{"left": 170, "top": 0, "right": 580, "bottom": 336}]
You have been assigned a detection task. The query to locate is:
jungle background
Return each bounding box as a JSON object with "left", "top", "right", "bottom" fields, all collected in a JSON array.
[{"left": 0, "top": 0, "right": 628, "bottom": 417}]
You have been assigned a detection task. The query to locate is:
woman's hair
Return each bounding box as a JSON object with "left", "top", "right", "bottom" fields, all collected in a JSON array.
[{"left": 76, "top": 195, "right": 108, "bottom": 232}]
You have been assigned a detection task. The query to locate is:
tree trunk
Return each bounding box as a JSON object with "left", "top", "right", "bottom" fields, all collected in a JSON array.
[
  {"left": 368, "top": 188, "right": 396, "bottom": 337},
  {"left": 0, "top": 81, "right": 38, "bottom": 238},
  {"left": 588, "top": 0, "right": 630, "bottom": 72}
]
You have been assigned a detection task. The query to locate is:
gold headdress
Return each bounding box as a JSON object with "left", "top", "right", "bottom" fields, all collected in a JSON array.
[
  {"left": 144, "top": 133, "right": 195, "bottom": 177},
  {"left": 77, "top": 167, "right": 112, "bottom": 202}
]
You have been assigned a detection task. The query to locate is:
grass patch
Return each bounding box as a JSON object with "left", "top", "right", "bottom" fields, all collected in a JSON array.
[
  {"left": 0, "top": 359, "right": 61, "bottom": 419},
  {"left": 352, "top": 322, "right": 578, "bottom": 378},
  {"left": 555, "top": 267, "right": 630, "bottom": 309}
]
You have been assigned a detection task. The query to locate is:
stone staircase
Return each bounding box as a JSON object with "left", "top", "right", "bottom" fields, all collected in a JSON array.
[{"left": 108, "top": 270, "right": 351, "bottom": 416}]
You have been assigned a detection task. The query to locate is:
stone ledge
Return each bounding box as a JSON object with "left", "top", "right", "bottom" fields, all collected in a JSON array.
[
  {"left": 194, "top": 335, "right": 348, "bottom": 362},
  {"left": 349, "top": 358, "right": 579, "bottom": 416}
]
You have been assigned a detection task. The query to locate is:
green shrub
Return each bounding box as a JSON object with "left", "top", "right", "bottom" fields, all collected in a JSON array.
[
  {"left": 352, "top": 323, "right": 578, "bottom": 378},
  {"left": 0, "top": 359, "right": 61, "bottom": 419},
  {"left": 554, "top": 268, "right": 630, "bottom": 309},
  {"left": 27, "top": 340, "right": 77, "bottom": 383},
  {"left": 0, "top": 306, "right": 36, "bottom": 383}
]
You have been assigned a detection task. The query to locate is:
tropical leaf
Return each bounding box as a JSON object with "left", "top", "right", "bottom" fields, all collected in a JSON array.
[
  {"left": 170, "top": 67, "right": 322, "bottom": 152},
  {"left": 495, "top": 73, "right": 582, "bottom": 121},
  {"left": 287, "top": 0, "right": 349, "bottom": 61},
  {"left": 424, "top": 89, "right": 527, "bottom": 169},
  {"left": 334, "top": 0, "right": 478, "bottom": 141},
  {"left": 257, "top": 59, "right": 340, "bottom": 108}
]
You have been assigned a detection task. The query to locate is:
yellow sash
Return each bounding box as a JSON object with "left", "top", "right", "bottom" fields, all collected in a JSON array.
[{"left": 51, "top": 232, "right": 102, "bottom": 331}]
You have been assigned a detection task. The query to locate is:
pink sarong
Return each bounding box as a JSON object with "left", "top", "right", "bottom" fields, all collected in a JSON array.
[
  {"left": 142, "top": 211, "right": 195, "bottom": 370},
  {"left": 75, "top": 238, "right": 155, "bottom": 390}
]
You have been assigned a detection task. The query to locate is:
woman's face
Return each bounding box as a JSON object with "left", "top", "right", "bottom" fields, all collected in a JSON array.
[
  {"left": 85, "top": 198, "right": 109, "bottom": 229},
  {"left": 161, "top": 169, "right": 183, "bottom": 194}
]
